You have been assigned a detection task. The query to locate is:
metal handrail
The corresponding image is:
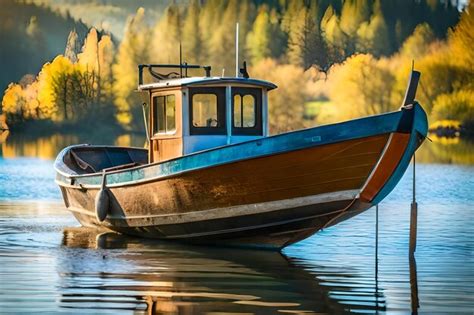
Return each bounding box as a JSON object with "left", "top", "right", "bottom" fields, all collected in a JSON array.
[{"left": 138, "top": 63, "right": 212, "bottom": 85}]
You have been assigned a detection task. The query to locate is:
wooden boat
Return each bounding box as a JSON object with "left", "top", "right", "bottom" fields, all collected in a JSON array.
[{"left": 54, "top": 63, "right": 428, "bottom": 250}]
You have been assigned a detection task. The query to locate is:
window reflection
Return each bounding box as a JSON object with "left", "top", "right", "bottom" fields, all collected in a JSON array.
[
  {"left": 153, "top": 94, "right": 176, "bottom": 134},
  {"left": 234, "top": 94, "right": 255, "bottom": 128},
  {"left": 192, "top": 94, "right": 218, "bottom": 127}
]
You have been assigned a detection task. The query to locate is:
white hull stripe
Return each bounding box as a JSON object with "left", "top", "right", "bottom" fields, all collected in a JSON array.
[{"left": 67, "top": 189, "right": 359, "bottom": 226}]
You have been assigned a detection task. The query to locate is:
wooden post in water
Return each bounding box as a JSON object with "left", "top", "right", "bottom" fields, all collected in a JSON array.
[
  {"left": 375, "top": 204, "right": 379, "bottom": 311},
  {"left": 409, "top": 154, "right": 418, "bottom": 255},
  {"left": 409, "top": 252, "right": 420, "bottom": 313},
  {"left": 375, "top": 204, "right": 379, "bottom": 269}
]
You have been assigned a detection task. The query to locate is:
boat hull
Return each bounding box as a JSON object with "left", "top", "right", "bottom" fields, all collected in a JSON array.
[{"left": 56, "top": 104, "right": 428, "bottom": 249}]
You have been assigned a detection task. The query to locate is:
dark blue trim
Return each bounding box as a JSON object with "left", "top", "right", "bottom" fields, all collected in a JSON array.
[{"left": 372, "top": 103, "right": 428, "bottom": 204}]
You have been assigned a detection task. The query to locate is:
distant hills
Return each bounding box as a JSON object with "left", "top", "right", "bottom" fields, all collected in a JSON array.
[
  {"left": 26, "top": 0, "right": 181, "bottom": 39},
  {"left": 0, "top": 0, "right": 89, "bottom": 94},
  {"left": 0, "top": 0, "right": 185, "bottom": 95}
]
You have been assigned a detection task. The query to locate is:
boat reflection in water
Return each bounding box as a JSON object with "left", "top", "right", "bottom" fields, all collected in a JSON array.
[{"left": 60, "top": 227, "right": 384, "bottom": 314}]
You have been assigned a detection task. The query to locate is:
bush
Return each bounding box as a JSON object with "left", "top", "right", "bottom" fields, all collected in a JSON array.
[{"left": 431, "top": 90, "right": 474, "bottom": 131}]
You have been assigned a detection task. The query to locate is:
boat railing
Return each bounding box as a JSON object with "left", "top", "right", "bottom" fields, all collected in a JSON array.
[{"left": 138, "top": 63, "right": 212, "bottom": 85}]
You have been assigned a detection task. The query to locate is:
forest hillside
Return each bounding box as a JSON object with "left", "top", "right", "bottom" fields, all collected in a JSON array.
[{"left": 1, "top": 0, "right": 471, "bottom": 138}]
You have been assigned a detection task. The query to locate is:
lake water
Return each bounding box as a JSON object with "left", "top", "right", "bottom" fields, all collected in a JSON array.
[{"left": 0, "top": 132, "right": 473, "bottom": 314}]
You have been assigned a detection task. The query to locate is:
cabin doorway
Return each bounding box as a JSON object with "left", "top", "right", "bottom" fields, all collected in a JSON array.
[{"left": 150, "top": 90, "right": 183, "bottom": 162}]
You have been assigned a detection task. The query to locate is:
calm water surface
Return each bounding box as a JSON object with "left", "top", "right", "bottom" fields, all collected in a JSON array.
[{"left": 0, "top": 134, "right": 473, "bottom": 314}]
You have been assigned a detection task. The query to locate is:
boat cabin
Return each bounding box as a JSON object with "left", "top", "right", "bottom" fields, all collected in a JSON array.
[{"left": 137, "top": 64, "right": 277, "bottom": 163}]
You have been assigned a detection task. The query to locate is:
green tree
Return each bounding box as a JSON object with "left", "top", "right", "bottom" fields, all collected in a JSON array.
[{"left": 246, "top": 7, "right": 271, "bottom": 64}]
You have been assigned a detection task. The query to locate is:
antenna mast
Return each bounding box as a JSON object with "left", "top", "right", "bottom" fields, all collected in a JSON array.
[
  {"left": 179, "top": 42, "right": 183, "bottom": 78},
  {"left": 235, "top": 22, "right": 239, "bottom": 77}
]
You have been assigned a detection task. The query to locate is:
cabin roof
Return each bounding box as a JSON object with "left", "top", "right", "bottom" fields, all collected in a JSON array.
[{"left": 137, "top": 76, "right": 277, "bottom": 91}]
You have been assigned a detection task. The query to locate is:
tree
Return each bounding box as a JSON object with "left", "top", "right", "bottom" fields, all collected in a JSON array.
[
  {"left": 113, "top": 7, "right": 151, "bottom": 129},
  {"left": 182, "top": 0, "right": 201, "bottom": 63},
  {"left": 431, "top": 90, "right": 474, "bottom": 128},
  {"left": 97, "top": 34, "right": 115, "bottom": 106},
  {"left": 320, "top": 5, "right": 346, "bottom": 56},
  {"left": 326, "top": 54, "right": 396, "bottom": 120},
  {"left": 449, "top": 2, "right": 474, "bottom": 74},
  {"left": 339, "top": 0, "right": 370, "bottom": 37},
  {"left": 356, "top": 3, "right": 391, "bottom": 57},
  {"left": 64, "top": 29, "right": 81, "bottom": 63},
  {"left": 251, "top": 59, "right": 310, "bottom": 133},
  {"left": 400, "top": 23, "right": 435, "bottom": 59},
  {"left": 208, "top": 0, "right": 240, "bottom": 73},
  {"left": 152, "top": 3, "right": 182, "bottom": 64},
  {"left": 246, "top": 6, "right": 273, "bottom": 64}
]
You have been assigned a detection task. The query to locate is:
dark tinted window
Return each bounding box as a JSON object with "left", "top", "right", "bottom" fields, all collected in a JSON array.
[
  {"left": 189, "top": 87, "right": 226, "bottom": 135},
  {"left": 192, "top": 94, "right": 218, "bottom": 127},
  {"left": 232, "top": 88, "right": 262, "bottom": 135}
]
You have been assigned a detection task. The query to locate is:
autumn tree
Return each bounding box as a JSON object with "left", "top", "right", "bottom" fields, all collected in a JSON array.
[
  {"left": 400, "top": 23, "right": 435, "bottom": 59},
  {"left": 356, "top": 2, "right": 391, "bottom": 57},
  {"left": 64, "top": 29, "right": 81, "bottom": 63},
  {"left": 326, "top": 54, "right": 396, "bottom": 120},
  {"left": 449, "top": 2, "right": 474, "bottom": 76},
  {"left": 182, "top": 0, "right": 202, "bottom": 64},
  {"left": 251, "top": 59, "right": 310, "bottom": 134},
  {"left": 113, "top": 8, "right": 151, "bottom": 130},
  {"left": 246, "top": 6, "right": 284, "bottom": 65},
  {"left": 152, "top": 3, "right": 182, "bottom": 64}
]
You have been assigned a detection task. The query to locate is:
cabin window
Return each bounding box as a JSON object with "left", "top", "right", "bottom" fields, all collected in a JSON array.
[
  {"left": 153, "top": 94, "right": 176, "bottom": 134},
  {"left": 189, "top": 87, "right": 226, "bottom": 135},
  {"left": 192, "top": 94, "right": 218, "bottom": 127},
  {"left": 232, "top": 87, "right": 262, "bottom": 135}
]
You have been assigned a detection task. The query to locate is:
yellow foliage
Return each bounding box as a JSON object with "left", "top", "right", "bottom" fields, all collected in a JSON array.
[
  {"left": 449, "top": 2, "right": 474, "bottom": 73},
  {"left": 2, "top": 84, "right": 23, "bottom": 116},
  {"left": 113, "top": 7, "right": 151, "bottom": 129},
  {"left": 431, "top": 90, "right": 474, "bottom": 126},
  {"left": 429, "top": 120, "right": 461, "bottom": 130},
  {"left": 400, "top": 23, "right": 435, "bottom": 59},
  {"left": 320, "top": 54, "right": 396, "bottom": 123},
  {"left": 77, "top": 28, "right": 99, "bottom": 72},
  {"left": 37, "top": 55, "right": 74, "bottom": 121},
  {"left": 251, "top": 59, "right": 311, "bottom": 134}
]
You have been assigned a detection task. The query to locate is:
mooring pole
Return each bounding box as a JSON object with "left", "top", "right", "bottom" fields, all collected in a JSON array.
[
  {"left": 409, "top": 153, "right": 418, "bottom": 255},
  {"left": 375, "top": 204, "right": 379, "bottom": 311},
  {"left": 375, "top": 204, "right": 379, "bottom": 275},
  {"left": 409, "top": 252, "right": 420, "bottom": 313}
]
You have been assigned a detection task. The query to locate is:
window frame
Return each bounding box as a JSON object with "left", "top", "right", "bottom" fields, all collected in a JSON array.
[
  {"left": 152, "top": 94, "right": 177, "bottom": 135},
  {"left": 231, "top": 87, "right": 263, "bottom": 136},
  {"left": 189, "top": 87, "right": 227, "bottom": 135}
]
